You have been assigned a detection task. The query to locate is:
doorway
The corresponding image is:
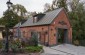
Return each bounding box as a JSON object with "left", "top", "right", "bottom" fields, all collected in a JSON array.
[{"left": 57, "top": 28, "right": 68, "bottom": 44}]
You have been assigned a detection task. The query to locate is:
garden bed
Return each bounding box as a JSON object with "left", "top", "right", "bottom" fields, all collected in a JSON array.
[
  {"left": 0, "top": 35, "right": 43, "bottom": 55},
  {"left": 0, "top": 46, "right": 43, "bottom": 55},
  {"left": 0, "top": 53, "right": 41, "bottom": 55}
]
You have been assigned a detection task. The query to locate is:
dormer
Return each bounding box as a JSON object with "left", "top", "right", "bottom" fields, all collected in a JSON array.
[
  {"left": 33, "top": 16, "right": 37, "bottom": 23},
  {"left": 33, "top": 13, "right": 45, "bottom": 23}
]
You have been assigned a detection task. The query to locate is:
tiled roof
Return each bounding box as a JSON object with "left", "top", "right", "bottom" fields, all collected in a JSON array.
[{"left": 14, "top": 8, "right": 63, "bottom": 27}]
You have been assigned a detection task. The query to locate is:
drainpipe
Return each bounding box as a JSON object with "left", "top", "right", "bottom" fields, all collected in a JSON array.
[{"left": 47, "top": 25, "right": 50, "bottom": 46}]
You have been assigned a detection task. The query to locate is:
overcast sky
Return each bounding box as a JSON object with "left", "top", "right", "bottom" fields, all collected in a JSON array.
[
  {"left": 0, "top": 0, "right": 53, "bottom": 18},
  {"left": 0, "top": 0, "right": 85, "bottom": 18}
]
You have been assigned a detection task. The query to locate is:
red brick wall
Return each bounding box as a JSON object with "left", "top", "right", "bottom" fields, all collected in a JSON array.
[
  {"left": 48, "top": 9, "right": 72, "bottom": 45},
  {"left": 13, "top": 9, "right": 72, "bottom": 46},
  {"left": 14, "top": 26, "right": 49, "bottom": 45}
]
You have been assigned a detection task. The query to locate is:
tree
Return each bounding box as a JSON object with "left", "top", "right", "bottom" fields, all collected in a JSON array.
[
  {"left": 12, "top": 4, "right": 27, "bottom": 19},
  {"left": 0, "top": 17, "right": 4, "bottom": 25},
  {"left": 68, "top": 0, "right": 85, "bottom": 41},
  {"left": 0, "top": 4, "right": 28, "bottom": 28},
  {"left": 2, "top": 10, "right": 19, "bottom": 28},
  {"left": 44, "top": 3, "right": 51, "bottom": 12},
  {"left": 44, "top": 0, "right": 68, "bottom": 12},
  {"left": 51, "top": 0, "right": 68, "bottom": 11},
  {"left": 51, "top": 0, "right": 58, "bottom": 10},
  {"left": 70, "top": 0, "right": 80, "bottom": 11}
]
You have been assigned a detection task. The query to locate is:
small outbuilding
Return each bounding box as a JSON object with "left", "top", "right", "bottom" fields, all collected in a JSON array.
[
  {"left": 0, "top": 25, "right": 5, "bottom": 39},
  {"left": 13, "top": 8, "right": 72, "bottom": 46}
]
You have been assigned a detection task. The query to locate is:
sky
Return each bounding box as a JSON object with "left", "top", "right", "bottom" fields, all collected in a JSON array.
[
  {"left": 0, "top": 0, "right": 85, "bottom": 18},
  {"left": 0, "top": 0, "right": 53, "bottom": 18}
]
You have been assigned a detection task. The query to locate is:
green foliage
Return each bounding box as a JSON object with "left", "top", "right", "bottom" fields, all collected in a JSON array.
[
  {"left": 51, "top": 0, "right": 67, "bottom": 11},
  {"left": 20, "top": 37, "right": 38, "bottom": 47},
  {"left": 44, "top": 3, "right": 51, "bottom": 12},
  {"left": 10, "top": 39, "right": 21, "bottom": 52},
  {"left": 68, "top": 1, "right": 85, "bottom": 46},
  {"left": 30, "top": 37, "right": 38, "bottom": 46},
  {"left": 12, "top": 4, "right": 27, "bottom": 17},
  {"left": 20, "top": 38, "right": 32, "bottom": 47},
  {"left": 79, "top": 40, "right": 85, "bottom": 46},
  {"left": 0, "top": 4, "right": 28, "bottom": 28},
  {"left": 73, "top": 40, "right": 79, "bottom": 46},
  {"left": 20, "top": 33, "right": 38, "bottom": 47},
  {"left": 24, "top": 46, "right": 43, "bottom": 53},
  {"left": 57, "top": 0, "right": 67, "bottom": 11},
  {"left": 9, "top": 38, "right": 42, "bottom": 53},
  {"left": 31, "top": 32, "right": 38, "bottom": 46},
  {"left": 0, "top": 40, "right": 3, "bottom": 49},
  {"left": 0, "top": 10, "right": 19, "bottom": 28}
]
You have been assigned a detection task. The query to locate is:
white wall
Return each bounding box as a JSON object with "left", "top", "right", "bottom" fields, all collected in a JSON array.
[{"left": 0, "top": 31, "right": 3, "bottom": 39}]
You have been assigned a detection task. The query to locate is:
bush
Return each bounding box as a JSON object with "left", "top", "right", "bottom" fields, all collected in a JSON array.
[
  {"left": 20, "top": 33, "right": 38, "bottom": 47},
  {"left": 73, "top": 40, "right": 79, "bottom": 46},
  {"left": 29, "top": 36, "right": 38, "bottom": 46},
  {"left": 20, "top": 38, "right": 30, "bottom": 47},
  {"left": 24, "top": 46, "right": 43, "bottom": 53},
  {"left": 5, "top": 37, "right": 42, "bottom": 53},
  {"left": 0, "top": 40, "right": 3, "bottom": 49},
  {"left": 10, "top": 39, "right": 22, "bottom": 52},
  {"left": 79, "top": 40, "right": 85, "bottom": 46},
  {"left": 23, "top": 32, "right": 38, "bottom": 46}
]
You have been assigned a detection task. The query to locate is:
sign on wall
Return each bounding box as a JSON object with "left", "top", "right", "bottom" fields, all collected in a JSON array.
[{"left": 58, "top": 21, "right": 67, "bottom": 25}]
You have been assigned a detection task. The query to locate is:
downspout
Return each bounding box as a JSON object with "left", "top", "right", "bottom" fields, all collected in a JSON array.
[{"left": 48, "top": 25, "right": 50, "bottom": 46}]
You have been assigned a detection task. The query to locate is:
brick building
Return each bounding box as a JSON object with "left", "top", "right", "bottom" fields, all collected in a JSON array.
[{"left": 13, "top": 8, "right": 72, "bottom": 46}]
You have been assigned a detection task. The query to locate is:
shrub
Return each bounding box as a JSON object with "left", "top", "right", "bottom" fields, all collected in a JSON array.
[
  {"left": 20, "top": 38, "right": 30, "bottom": 47},
  {"left": 0, "top": 40, "right": 3, "bottom": 49},
  {"left": 29, "top": 36, "right": 38, "bottom": 46},
  {"left": 20, "top": 35, "right": 38, "bottom": 47},
  {"left": 73, "top": 40, "right": 79, "bottom": 46},
  {"left": 10, "top": 39, "right": 22, "bottom": 52},
  {"left": 24, "top": 46, "right": 43, "bottom": 53},
  {"left": 79, "top": 40, "right": 85, "bottom": 46}
]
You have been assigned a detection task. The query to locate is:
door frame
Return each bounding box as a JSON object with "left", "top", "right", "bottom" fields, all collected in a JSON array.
[{"left": 56, "top": 28, "right": 68, "bottom": 45}]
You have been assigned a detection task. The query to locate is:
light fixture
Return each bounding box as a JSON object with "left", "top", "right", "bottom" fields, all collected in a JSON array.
[{"left": 6, "top": 0, "right": 13, "bottom": 9}]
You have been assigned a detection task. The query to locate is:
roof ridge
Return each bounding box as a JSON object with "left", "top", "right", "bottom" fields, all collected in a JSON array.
[{"left": 44, "top": 8, "right": 63, "bottom": 14}]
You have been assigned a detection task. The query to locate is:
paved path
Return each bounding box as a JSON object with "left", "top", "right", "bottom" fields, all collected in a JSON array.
[
  {"left": 41, "top": 44, "right": 85, "bottom": 55},
  {"left": 51, "top": 44, "right": 85, "bottom": 55},
  {"left": 41, "top": 46, "right": 67, "bottom": 55}
]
